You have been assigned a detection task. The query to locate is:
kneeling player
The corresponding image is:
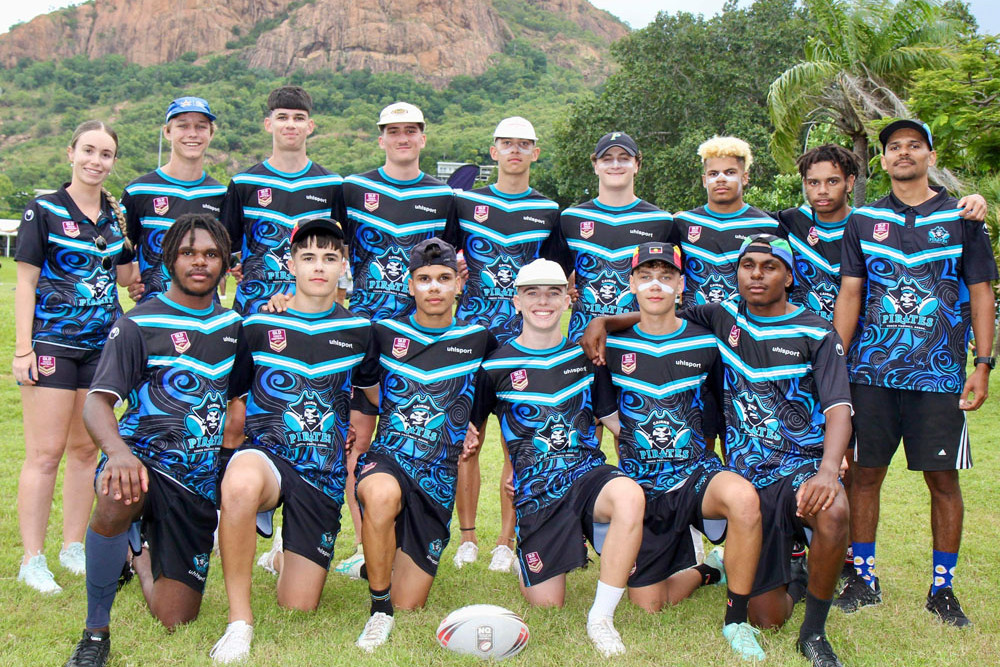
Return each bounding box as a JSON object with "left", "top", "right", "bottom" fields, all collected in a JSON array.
[
  {"left": 467, "top": 259, "right": 645, "bottom": 658},
  {"left": 600, "top": 243, "right": 764, "bottom": 660},
  {"left": 65, "top": 215, "right": 240, "bottom": 667},
  {"left": 210, "top": 219, "right": 371, "bottom": 663},
  {"left": 353, "top": 239, "right": 495, "bottom": 651}
]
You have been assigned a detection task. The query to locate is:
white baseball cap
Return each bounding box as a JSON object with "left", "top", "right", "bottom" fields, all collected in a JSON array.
[
  {"left": 378, "top": 102, "right": 425, "bottom": 129},
  {"left": 493, "top": 116, "right": 537, "bottom": 141},
  {"left": 515, "top": 259, "right": 567, "bottom": 288}
]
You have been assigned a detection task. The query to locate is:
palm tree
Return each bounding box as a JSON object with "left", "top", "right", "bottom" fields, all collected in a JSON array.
[{"left": 768, "top": 0, "right": 957, "bottom": 204}]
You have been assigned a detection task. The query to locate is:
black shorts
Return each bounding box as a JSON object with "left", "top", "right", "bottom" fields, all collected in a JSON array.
[
  {"left": 356, "top": 451, "right": 451, "bottom": 577},
  {"left": 237, "top": 448, "right": 343, "bottom": 570},
  {"left": 629, "top": 465, "right": 727, "bottom": 588},
  {"left": 751, "top": 461, "right": 818, "bottom": 596},
  {"left": 350, "top": 388, "right": 379, "bottom": 416},
  {"left": 851, "top": 384, "right": 971, "bottom": 471},
  {"left": 516, "top": 465, "right": 626, "bottom": 587},
  {"left": 29, "top": 341, "right": 101, "bottom": 390}
]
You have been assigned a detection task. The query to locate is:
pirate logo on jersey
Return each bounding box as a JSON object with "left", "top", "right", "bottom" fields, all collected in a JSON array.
[
  {"left": 734, "top": 391, "right": 781, "bottom": 443},
  {"left": 185, "top": 391, "right": 226, "bottom": 447},
  {"left": 583, "top": 270, "right": 629, "bottom": 312},
  {"left": 635, "top": 409, "right": 692, "bottom": 461},
  {"left": 74, "top": 266, "right": 115, "bottom": 305},
  {"left": 390, "top": 394, "right": 447, "bottom": 444},
  {"left": 880, "top": 276, "right": 937, "bottom": 330},
  {"left": 928, "top": 226, "right": 950, "bottom": 245},
  {"left": 153, "top": 196, "right": 170, "bottom": 216},
  {"left": 482, "top": 254, "right": 517, "bottom": 298},
  {"left": 806, "top": 280, "right": 839, "bottom": 320},
  {"left": 263, "top": 238, "right": 292, "bottom": 280},
  {"left": 697, "top": 273, "right": 732, "bottom": 305},
  {"left": 283, "top": 390, "right": 336, "bottom": 442},
  {"left": 532, "top": 415, "right": 576, "bottom": 456},
  {"left": 368, "top": 247, "right": 408, "bottom": 293}
]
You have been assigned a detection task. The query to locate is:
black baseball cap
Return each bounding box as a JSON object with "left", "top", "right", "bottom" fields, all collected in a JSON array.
[
  {"left": 631, "top": 242, "right": 682, "bottom": 272},
  {"left": 595, "top": 131, "right": 639, "bottom": 158},
  {"left": 409, "top": 238, "right": 458, "bottom": 272},
  {"left": 879, "top": 119, "right": 934, "bottom": 151},
  {"left": 289, "top": 217, "right": 344, "bottom": 244}
]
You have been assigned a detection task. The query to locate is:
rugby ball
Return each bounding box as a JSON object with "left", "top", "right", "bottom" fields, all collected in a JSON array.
[{"left": 436, "top": 604, "right": 529, "bottom": 660}]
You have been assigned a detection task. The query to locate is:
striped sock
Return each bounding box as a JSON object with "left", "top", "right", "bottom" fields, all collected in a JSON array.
[{"left": 369, "top": 586, "right": 393, "bottom": 616}]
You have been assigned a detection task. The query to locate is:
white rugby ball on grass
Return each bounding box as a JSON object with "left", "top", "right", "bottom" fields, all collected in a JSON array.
[{"left": 436, "top": 604, "right": 530, "bottom": 660}]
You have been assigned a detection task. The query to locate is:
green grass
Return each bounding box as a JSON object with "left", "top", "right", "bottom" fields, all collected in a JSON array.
[{"left": 1, "top": 258, "right": 999, "bottom": 665}]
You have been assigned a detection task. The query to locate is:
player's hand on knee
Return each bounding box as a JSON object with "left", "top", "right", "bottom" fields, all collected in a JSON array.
[
  {"left": 262, "top": 292, "right": 292, "bottom": 313},
  {"left": 101, "top": 449, "right": 149, "bottom": 505},
  {"left": 460, "top": 423, "right": 481, "bottom": 461},
  {"left": 795, "top": 469, "right": 840, "bottom": 518}
]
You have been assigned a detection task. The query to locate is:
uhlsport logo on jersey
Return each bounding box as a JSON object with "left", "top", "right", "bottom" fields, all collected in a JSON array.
[
  {"left": 392, "top": 337, "right": 410, "bottom": 358},
  {"left": 807, "top": 226, "right": 820, "bottom": 246},
  {"left": 622, "top": 353, "right": 637, "bottom": 375},
  {"left": 524, "top": 551, "right": 543, "bottom": 573},
  {"left": 735, "top": 391, "right": 781, "bottom": 443},
  {"left": 510, "top": 369, "right": 528, "bottom": 391},
  {"left": 37, "top": 355, "right": 57, "bottom": 376},
  {"left": 928, "top": 225, "right": 950, "bottom": 245},
  {"left": 62, "top": 220, "right": 80, "bottom": 238},
  {"left": 268, "top": 328, "right": 287, "bottom": 352},
  {"left": 688, "top": 225, "right": 702, "bottom": 242},
  {"left": 257, "top": 188, "right": 272, "bottom": 207},
  {"left": 391, "top": 394, "right": 447, "bottom": 444},
  {"left": 318, "top": 531, "right": 336, "bottom": 557},
  {"left": 189, "top": 552, "right": 210, "bottom": 582},
  {"left": 580, "top": 220, "right": 595, "bottom": 239},
  {"left": 284, "top": 390, "right": 336, "bottom": 444},
  {"left": 474, "top": 205, "right": 489, "bottom": 223},
  {"left": 171, "top": 331, "right": 191, "bottom": 353},
  {"left": 364, "top": 192, "right": 380, "bottom": 212},
  {"left": 635, "top": 409, "right": 691, "bottom": 461},
  {"left": 428, "top": 538, "right": 444, "bottom": 565},
  {"left": 153, "top": 196, "right": 170, "bottom": 216},
  {"left": 727, "top": 325, "right": 741, "bottom": 348},
  {"left": 532, "top": 415, "right": 576, "bottom": 456},
  {"left": 880, "top": 276, "right": 937, "bottom": 330},
  {"left": 873, "top": 222, "right": 889, "bottom": 242}
]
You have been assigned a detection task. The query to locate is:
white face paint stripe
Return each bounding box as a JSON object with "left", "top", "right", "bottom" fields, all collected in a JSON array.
[
  {"left": 415, "top": 279, "right": 452, "bottom": 292},
  {"left": 636, "top": 279, "right": 675, "bottom": 293},
  {"left": 706, "top": 172, "right": 739, "bottom": 182}
]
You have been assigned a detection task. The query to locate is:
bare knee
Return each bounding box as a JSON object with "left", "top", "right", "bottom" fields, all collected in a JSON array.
[
  {"left": 358, "top": 478, "right": 401, "bottom": 517},
  {"left": 924, "top": 470, "right": 961, "bottom": 498}
]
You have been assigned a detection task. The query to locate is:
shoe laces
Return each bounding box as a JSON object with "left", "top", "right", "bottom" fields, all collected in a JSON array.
[
  {"left": 728, "top": 622, "right": 762, "bottom": 651},
  {"left": 588, "top": 617, "right": 623, "bottom": 646},
  {"left": 73, "top": 633, "right": 108, "bottom": 662},
  {"left": 361, "top": 612, "right": 393, "bottom": 640}
]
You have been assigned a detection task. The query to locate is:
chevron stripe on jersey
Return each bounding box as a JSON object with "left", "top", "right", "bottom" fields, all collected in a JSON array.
[
  {"left": 560, "top": 199, "right": 673, "bottom": 341},
  {"left": 343, "top": 169, "right": 456, "bottom": 323},
  {"left": 674, "top": 204, "right": 778, "bottom": 308},
  {"left": 779, "top": 205, "right": 849, "bottom": 322}
]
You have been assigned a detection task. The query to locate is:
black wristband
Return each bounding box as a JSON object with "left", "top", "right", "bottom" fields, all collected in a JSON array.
[{"left": 460, "top": 526, "right": 476, "bottom": 532}]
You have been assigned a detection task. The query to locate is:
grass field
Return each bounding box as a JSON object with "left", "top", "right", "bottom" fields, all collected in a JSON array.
[{"left": 1, "top": 258, "right": 998, "bottom": 666}]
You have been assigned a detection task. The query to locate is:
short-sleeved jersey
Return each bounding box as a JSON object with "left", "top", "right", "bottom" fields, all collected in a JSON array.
[
  {"left": 840, "top": 187, "right": 998, "bottom": 393},
  {"left": 16, "top": 187, "right": 134, "bottom": 350},
  {"left": 682, "top": 299, "right": 852, "bottom": 489},
  {"left": 233, "top": 306, "right": 371, "bottom": 503},
  {"left": 90, "top": 295, "right": 243, "bottom": 503},
  {"left": 778, "top": 205, "right": 850, "bottom": 321},
  {"left": 560, "top": 199, "right": 674, "bottom": 341},
  {"left": 673, "top": 204, "right": 779, "bottom": 307},
  {"left": 603, "top": 321, "right": 722, "bottom": 495},
  {"left": 471, "top": 339, "right": 617, "bottom": 517},
  {"left": 454, "top": 185, "right": 563, "bottom": 344},
  {"left": 222, "top": 160, "right": 345, "bottom": 314},
  {"left": 122, "top": 169, "right": 226, "bottom": 303},
  {"left": 358, "top": 316, "right": 493, "bottom": 508},
  {"left": 343, "top": 169, "right": 457, "bottom": 322}
]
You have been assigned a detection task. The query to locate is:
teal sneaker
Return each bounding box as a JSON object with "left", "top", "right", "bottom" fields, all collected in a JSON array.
[
  {"left": 704, "top": 546, "right": 727, "bottom": 586},
  {"left": 723, "top": 622, "right": 765, "bottom": 661},
  {"left": 334, "top": 544, "right": 365, "bottom": 579}
]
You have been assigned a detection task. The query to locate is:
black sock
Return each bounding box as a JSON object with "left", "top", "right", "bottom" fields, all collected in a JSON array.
[
  {"left": 359, "top": 563, "right": 368, "bottom": 581},
  {"left": 724, "top": 590, "right": 750, "bottom": 626},
  {"left": 369, "top": 586, "right": 393, "bottom": 616},
  {"left": 694, "top": 562, "right": 722, "bottom": 586},
  {"left": 799, "top": 591, "right": 832, "bottom": 640}
]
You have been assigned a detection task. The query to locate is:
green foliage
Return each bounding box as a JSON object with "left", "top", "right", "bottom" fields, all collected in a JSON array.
[{"left": 493, "top": 0, "right": 604, "bottom": 48}]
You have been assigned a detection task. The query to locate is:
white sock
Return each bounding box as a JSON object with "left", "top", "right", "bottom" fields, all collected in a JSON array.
[{"left": 588, "top": 580, "right": 625, "bottom": 624}]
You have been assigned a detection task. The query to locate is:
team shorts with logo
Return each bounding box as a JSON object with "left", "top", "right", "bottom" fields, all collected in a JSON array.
[
  {"left": 28, "top": 341, "right": 101, "bottom": 390},
  {"left": 350, "top": 388, "right": 379, "bottom": 416},
  {"left": 751, "top": 460, "right": 821, "bottom": 596},
  {"left": 851, "top": 384, "right": 971, "bottom": 471},
  {"left": 355, "top": 450, "right": 452, "bottom": 577},
  {"left": 516, "top": 464, "right": 626, "bottom": 587},
  {"left": 232, "top": 447, "right": 342, "bottom": 570},
  {"left": 629, "top": 464, "right": 727, "bottom": 588}
]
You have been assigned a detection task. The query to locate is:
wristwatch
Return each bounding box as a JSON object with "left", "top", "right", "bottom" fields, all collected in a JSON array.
[{"left": 973, "top": 356, "right": 996, "bottom": 370}]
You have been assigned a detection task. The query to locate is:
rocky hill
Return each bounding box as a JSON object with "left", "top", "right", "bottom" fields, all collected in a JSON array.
[{"left": 0, "top": 0, "right": 627, "bottom": 83}]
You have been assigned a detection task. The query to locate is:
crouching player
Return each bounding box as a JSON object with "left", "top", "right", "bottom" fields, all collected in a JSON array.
[
  {"left": 209, "top": 218, "right": 371, "bottom": 663},
  {"left": 600, "top": 242, "right": 764, "bottom": 660},
  {"left": 466, "top": 259, "right": 645, "bottom": 658},
  {"left": 65, "top": 214, "right": 241, "bottom": 667}
]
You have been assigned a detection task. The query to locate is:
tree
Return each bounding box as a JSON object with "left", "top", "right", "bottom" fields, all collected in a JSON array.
[{"left": 768, "top": 0, "right": 959, "bottom": 204}]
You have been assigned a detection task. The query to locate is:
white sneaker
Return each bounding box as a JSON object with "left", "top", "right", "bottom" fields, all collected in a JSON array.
[
  {"left": 256, "top": 535, "right": 282, "bottom": 575},
  {"left": 356, "top": 612, "right": 394, "bottom": 652},
  {"left": 488, "top": 544, "right": 515, "bottom": 572},
  {"left": 18, "top": 554, "right": 62, "bottom": 594},
  {"left": 334, "top": 544, "right": 365, "bottom": 580},
  {"left": 59, "top": 542, "right": 86, "bottom": 576},
  {"left": 453, "top": 541, "right": 479, "bottom": 568},
  {"left": 210, "top": 620, "right": 254, "bottom": 664},
  {"left": 587, "top": 617, "right": 625, "bottom": 657}
]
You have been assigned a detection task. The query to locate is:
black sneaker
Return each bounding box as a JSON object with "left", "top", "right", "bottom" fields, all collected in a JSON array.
[
  {"left": 66, "top": 630, "right": 110, "bottom": 667},
  {"left": 925, "top": 587, "right": 971, "bottom": 627},
  {"left": 833, "top": 571, "right": 882, "bottom": 613},
  {"left": 797, "top": 634, "right": 844, "bottom": 667},
  {"left": 116, "top": 559, "right": 134, "bottom": 591}
]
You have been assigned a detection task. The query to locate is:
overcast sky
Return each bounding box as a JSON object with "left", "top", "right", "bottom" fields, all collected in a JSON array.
[{"left": 3, "top": 1, "right": 999, "bottom": 38}]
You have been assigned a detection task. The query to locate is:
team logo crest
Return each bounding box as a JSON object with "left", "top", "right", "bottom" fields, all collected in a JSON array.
[
  {"left": 584, "top": 270, "right": 628, "bottom": 307},
  {"left": 735, "top": 391, "right": 780, "bottom": 442},
  {"left": 473, "top": 205, "right": 489, "bottom": 223},
  {"left": 37, "top": 355, "right": 56, "bottom": 376},
  {"left": 192, "top": 553, "right": 210, "bottom": 577},
  {"left": 636, "top": 409, "right": 691, "bottom": 459},
  {"left": 62, "top": 220, "right": 80, "bottom": 238},
  {"left": 392, "top": 337, "right": 410, "bottom": 358},
  {"left": 185, "top": 391, "right": 226, "bottom": 438},
  {"left": 429, "top": 539, "right": 444, "bottom": 559},
  {"left": 525, "top": 551, "right": 544, "bottom": 573},
  {"left": 928, "top": 226, "right": 950, "bottom": 245},
  {"left": 257, "top": 188, "right": 272, "bottom": 207},
  {"left": 807, "top": 226, "right": 820, "bottom": 246},
  {"left": 364, "top": 192, "right": 380, "bottom": 212},
  {"left": 698, "top": 273, "right": 732, "bottom": 304},
  {"left": 882, "top": 276, "right": 938, "bottom": 322},
  {"left": 510, "top": 369, "right": 529, "bottom": 391},
  {"left": 477, "top": 626, "right": 494, "bottom": 653},
  {"left": 580, "top": 220, "right": 595, "bottom": 239},
  {"left": 806, "top": 281, "right": 839, "bottom": 320},
  {"left": 263, "top": 238, "right": 291, "bottom": 276},
  {"left": 621, "top": 353, "right": 637, "bottom": 375},
  {"left": 171, "top": 331, "right": 191, "bottom": 353},
  {"left": 75, "top": 267, "right": 114, "bottom": 301},
  {"left": 153, "top": 196, "right": 169, "bottom": 216},
  {"left": 372, "top": 249, "right": 408, "bottom": 284},
  {"left": 283, "top": 390, "right": 335, "bottom": 433},
  {"left": 268, "top": 329, "right": 287, "bottom": 352},
  {"left": 319, "top": 532, "right": 336, "bottom": 550},
  {"left": 727, "top": 325, "right": 741, "bottom": 347},
  {"left": 873, "top": 222, "right": 889, "bottom": 242},
  {"left": 483, "top": 255, "right": 517, "bottom": 292},
  {"left": 532, "top": 415, "right": 576, "bottom": 455},
  {"left": 688, "top": 225, "right": 702, "bottom": 242},
  {"left": 391, "top": 394, "right": 446, "bottom": 442}
]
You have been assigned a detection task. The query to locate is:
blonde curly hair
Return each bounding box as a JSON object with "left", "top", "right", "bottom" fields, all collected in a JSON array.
[{"left": 697, "top": 136, "right": 754, "bottom": 170}]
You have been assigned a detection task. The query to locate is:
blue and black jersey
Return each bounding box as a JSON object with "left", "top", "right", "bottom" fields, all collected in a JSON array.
[
  {"left": 673, "top": 204, "right": 778, "bottom": 307},
  {"left": 682, "top": 299, "right": 852, "bottom": 489},
  {"left": 841, "top": 187, "right": 998, "bottom": 393},
  {"left": 122, "top": 169, "right": 226, "bottom": 303},
  {"left": 454, "top": 185, "right": 564, "bottom": 344},
  {"left": 602, "top": 322, "right": 722, "bottom": 496},
  {"left": 232, "top": 305, "right": 371, "bottom": 504},
  {"left": 89, "top": 294, "right": 244, "bottom": 503},
  {"left": 222, "top": 160, "right": 345, "bottom": 315},
  {"left": 16, "top": 186, "right": 134, "bottom": 350},
  {"left": 777, "top": 205, "right": 849, "bottom": 321},
  {"left": 356, "top": 316, "right": 494, "bottom": 509},
  {"left": 343, "top": 169, "right": 457, "bottom": 322},
  {"left": 560, "top": 199, "right": 673, "bottom": 341},
  {"left": 471, "top": 339, "right": 617, "bottom": 517}
]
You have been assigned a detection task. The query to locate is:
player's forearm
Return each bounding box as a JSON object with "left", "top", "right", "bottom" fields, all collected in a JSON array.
[
  {"left": 832, "top": 277, "right": 863, "bottom": 347},
  {"left": 968, "top": 281, "right": 996, "bottom": 358},
  {"left": 14, "top": 263, "right": 40, "bottom": 355},
  {"left": 83, "top": 393, "right": 132, "bottom": 458},
  {"left": 819, "top": 404, "right": 852, "bottom": 475}
]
